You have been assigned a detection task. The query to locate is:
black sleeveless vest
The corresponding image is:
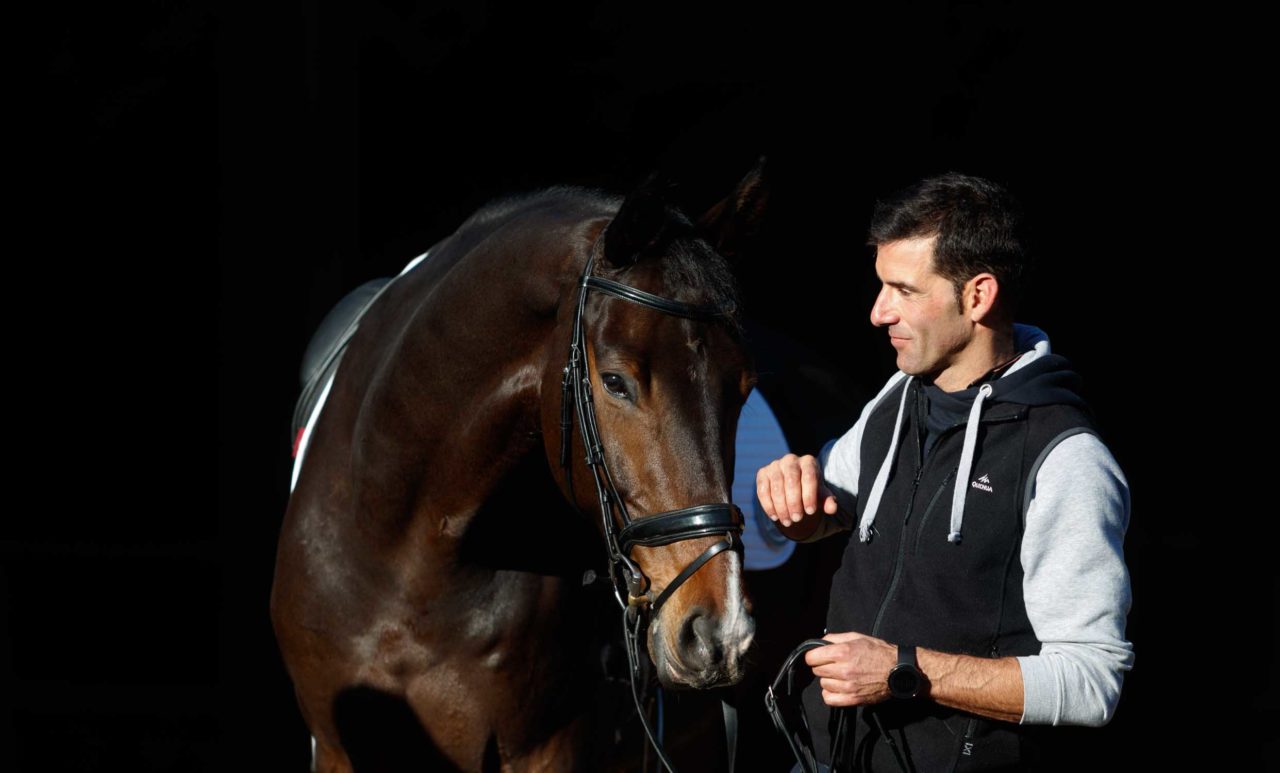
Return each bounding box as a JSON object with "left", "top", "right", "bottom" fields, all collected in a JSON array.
[{"left": 803, "top": 375, "right": 1098, "bottom": 771}]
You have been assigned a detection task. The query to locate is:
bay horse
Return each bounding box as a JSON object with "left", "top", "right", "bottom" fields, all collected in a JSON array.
[{"left": 272, "top": 166, "right": 767, "bottom": 771}]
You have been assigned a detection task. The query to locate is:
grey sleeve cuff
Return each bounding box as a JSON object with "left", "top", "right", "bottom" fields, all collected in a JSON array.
[
  {"left": 1018, "top": 641, "right": 1134, "bottom": 726},
  {"left": 1017, "top": 433, "right": 1134, "bottom": 726}
]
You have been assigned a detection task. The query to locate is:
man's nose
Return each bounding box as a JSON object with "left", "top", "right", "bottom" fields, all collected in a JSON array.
[{"left": 870, "top": 287, "right": 897, "bottom": 327}]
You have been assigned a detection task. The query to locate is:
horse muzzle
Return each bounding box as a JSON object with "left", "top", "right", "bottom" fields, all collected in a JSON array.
[{"left": 650, "top": 596, "right": 754, "bottom": 689}]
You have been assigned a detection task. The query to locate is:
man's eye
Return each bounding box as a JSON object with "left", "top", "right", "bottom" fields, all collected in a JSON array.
[{"left": 601, "top": 372, "right": 631, "bottom": 399}]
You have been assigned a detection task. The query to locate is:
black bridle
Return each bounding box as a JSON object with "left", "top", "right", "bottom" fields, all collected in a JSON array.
[{"left": 558, "top": 252, "right": 744, "bottom": 772}]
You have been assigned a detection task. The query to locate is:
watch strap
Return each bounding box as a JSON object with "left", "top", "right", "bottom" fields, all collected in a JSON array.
[{"left": 888, "top": 644, "right": 923, "bottom": 700}]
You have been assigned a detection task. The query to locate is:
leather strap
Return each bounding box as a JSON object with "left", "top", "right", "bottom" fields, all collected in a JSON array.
[
  {"left": 899, "top": 644, "right": 917, "bottom": 669},
  {"left": 618, "top": 504, "right": 744, "bottom": 553},
  {"left": 583, "top": 276, "right": 726, "bottom": 320},
  {"left": 765, "top": 638, "right": 832, "bottom": 773},
  {"left": 650, "top": 533, "right": 741, "bottom": 613}
]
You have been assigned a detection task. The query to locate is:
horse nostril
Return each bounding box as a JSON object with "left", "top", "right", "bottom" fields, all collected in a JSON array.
[{"left": 679, "top": 609, "right": 724, "bottom": 669}]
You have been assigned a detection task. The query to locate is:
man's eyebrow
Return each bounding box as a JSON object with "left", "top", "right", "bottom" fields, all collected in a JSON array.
[{"left": 882, "top": 278, "right": 921, "bottom": 292}]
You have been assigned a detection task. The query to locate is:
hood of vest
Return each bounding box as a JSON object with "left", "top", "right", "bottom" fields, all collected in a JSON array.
[{"left": 856, "top": 324, "right": 1088, "bottom": 544}]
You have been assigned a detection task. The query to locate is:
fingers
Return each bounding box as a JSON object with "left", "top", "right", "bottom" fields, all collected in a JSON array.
[
  {"left": 818, "top": 631, "right": 866, "bottom": 644},
  {"left": 755, "top": 468, "right": 772, "bottom": 518},
  {"left": 799, "top": 457, "right": 819, "bottom": 515},
  {"left": 802, "top": 631, "right": 895, "bottom": 707},
  {"left": 821, "top": 688, "right": 864, "bottom": 708},
  {"left": 823, "top": 492, "right": 839, "bottom": 515},
  {"left": 756, "top": 458, "right": 786, "bottom": 524},
  {"left": 782, "top": 458, "right": 804, "bottom": 520},
  {"left": 818, "top": 676, "right": 857, "bottom": 693},
  {"left": 802, "top": 632, "right": 875, "bottom": 672},
  {"left": 756, "top": 454, "right": 824, "bottom": 527},
  {"left": 756, "top": 460, "right": 792, "bottom": 525},
  {"left": 818, "top": 676, "right": 877, "bottom": 708},
  {"left": 811, "top": 661, "right": 855, "bottom": 679},
  {"left": 805, "top": 641, "right": 852, "bottom": 668}
]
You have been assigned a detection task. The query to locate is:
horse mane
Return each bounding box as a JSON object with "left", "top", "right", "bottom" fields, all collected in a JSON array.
[
  {"left": 457, "top": 185, "right": 622, "bottom": 232},
  {"left": 458, "top": 185, "right": 743, "bottom": 332}
]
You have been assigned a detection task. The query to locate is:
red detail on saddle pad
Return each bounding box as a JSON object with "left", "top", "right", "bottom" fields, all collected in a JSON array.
[{"left": 292, "top": 427, "right": 306, "bottom": 458}]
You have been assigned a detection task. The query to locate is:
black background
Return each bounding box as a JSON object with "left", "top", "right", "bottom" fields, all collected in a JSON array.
[{"left": 7, "top": 1, "right": 1273, "bottom": 770}]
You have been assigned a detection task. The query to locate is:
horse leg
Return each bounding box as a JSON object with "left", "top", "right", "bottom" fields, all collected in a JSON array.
[
  {"left": 507, "top": 714, "right": 595, "bottom": 773},
  {"left": 280, "top": 652, "right": 356, "bottom": 773},
  {"left": 293, "top": 686, "right": 354, "bottom": 773},
  {"left": 312, "top": 734, "right": 354, "bottom": 773}
]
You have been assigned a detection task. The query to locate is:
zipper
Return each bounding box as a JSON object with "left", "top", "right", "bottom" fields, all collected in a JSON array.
[
  {"left": 912, "top": 469, "right": 956, "bottom": 555},
  {"left": 869, "top": 384, "right": 928, "bottom": 638},
  {"left": 867, "top": 389, "right": 1026, "bottom": 638},
  {"left": 908, "top": 403, "right": 1027, "bottom": 555},
  {"left": 870, "top": 461, "right": 924, "bottom": 637},
  {"left": 957, "top": 716, "right": 979, "bottom": 766}
]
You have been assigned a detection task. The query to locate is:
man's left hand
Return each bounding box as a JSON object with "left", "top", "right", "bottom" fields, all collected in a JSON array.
[{"left": 804, "top": 631, "right": 898, "bottom": 707}]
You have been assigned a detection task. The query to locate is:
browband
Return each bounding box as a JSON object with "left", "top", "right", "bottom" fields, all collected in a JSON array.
[{"left": 584, "top": 276, "right": 728, "bottom": 320}]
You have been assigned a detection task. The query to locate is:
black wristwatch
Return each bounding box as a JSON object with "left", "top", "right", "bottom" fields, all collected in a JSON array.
[{"left": 887, "top": 645, "right": 924, "bottom": 699}]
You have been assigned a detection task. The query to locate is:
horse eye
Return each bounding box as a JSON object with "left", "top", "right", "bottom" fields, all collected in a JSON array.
[{"left": 601, "top": 372, "right": 630, "bottom": 399}]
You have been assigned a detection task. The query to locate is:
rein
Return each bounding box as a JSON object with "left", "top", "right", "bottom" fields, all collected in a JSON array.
[
  {"left": 766, "top": 639, "right": 911, "bottom": 773},
  {"left": 765, "top": 639, "right": 833, "bottom": 773},
  {"left": 558, "top": 252, "right": 744, "bottom": 772}
]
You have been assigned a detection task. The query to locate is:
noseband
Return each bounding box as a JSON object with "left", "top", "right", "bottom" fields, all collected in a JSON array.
[{"left": 558, "top": 252, "right": 744, "bottom": 772}]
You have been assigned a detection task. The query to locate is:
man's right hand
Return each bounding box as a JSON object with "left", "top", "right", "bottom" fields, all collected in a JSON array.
[{"left": 756, "top": 453, "right": 839, "bottom": 540}]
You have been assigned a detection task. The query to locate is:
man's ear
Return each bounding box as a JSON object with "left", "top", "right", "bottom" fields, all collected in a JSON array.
[{"left": 966, "top": 273, "right": 1001, "bottom": 323}]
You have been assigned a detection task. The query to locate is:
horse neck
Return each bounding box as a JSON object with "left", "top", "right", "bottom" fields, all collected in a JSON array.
[{"left": 347, "top": 215, "right": 606, "bottom": 546}]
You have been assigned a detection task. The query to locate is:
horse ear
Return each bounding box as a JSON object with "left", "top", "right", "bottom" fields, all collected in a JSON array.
[
  {"left": 696, "top": 155, "right": 769, "bottom": 260},
  {"left": 601, "top": 172, "right": 675, "bottom": 268}
]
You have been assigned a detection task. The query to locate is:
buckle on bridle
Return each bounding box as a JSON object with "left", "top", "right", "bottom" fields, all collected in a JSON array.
[{"left": 627, "top": 571, "right": 651, "bottom": 607}]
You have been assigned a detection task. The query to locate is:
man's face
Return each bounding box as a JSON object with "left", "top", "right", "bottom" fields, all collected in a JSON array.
[{"left": 870, "top": 236, "right": 975, "bottom": 384}]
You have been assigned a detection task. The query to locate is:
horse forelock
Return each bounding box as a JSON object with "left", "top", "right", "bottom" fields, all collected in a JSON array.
[
  {"left": 660, "top": 239, "right": 742, "bottom": 332},
  {"left": 593, "top": 234, "right": 744, "bottom": 341}
]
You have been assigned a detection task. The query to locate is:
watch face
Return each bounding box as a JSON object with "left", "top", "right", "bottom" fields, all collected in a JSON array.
[{"left": 888, "top": 664, "right": 921, "bottom": 698}]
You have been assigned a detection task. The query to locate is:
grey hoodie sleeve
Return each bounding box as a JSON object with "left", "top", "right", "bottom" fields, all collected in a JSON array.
[{"left": 1017, "top": 432, "right": 1134, "bottom": 726}]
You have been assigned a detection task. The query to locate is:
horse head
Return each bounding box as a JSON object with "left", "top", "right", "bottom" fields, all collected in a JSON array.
[{"left": 542, "top": 162, "right": 768, "bottom": 690}]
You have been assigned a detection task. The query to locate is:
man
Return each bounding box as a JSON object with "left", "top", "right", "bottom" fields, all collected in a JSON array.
[{"left": 756, "top": 173, "right": 1133, "bottom": 771}]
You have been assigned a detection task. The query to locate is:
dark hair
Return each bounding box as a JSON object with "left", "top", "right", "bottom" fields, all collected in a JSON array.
[{"left": 867, "top": 173, "right": 1030, "bottom": 316}]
